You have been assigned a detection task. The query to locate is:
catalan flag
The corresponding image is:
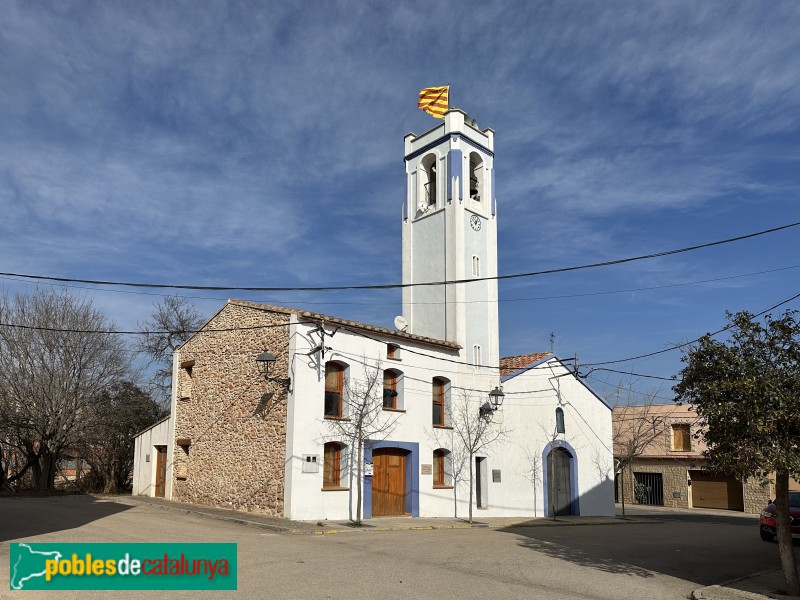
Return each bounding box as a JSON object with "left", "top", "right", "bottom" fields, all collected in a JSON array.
[{"left": 418, "top": 85, "right": 449, "bottom": 119}]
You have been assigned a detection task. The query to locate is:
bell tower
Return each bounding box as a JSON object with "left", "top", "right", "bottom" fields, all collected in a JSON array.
[{"left": 401, "top": 109, "right": 499, "bottom": 369}]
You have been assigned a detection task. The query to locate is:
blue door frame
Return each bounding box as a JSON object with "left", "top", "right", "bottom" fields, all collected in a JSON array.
[
  {"left": 542, "top": 440, "right": 580, "bottom": 516},
  {"left": 362, "top": 440, "right": 419, "bottom": 518}
]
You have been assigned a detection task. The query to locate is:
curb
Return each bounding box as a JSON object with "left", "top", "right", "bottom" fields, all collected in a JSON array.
[
  {"left": 109, "top": 497, "right": 295, "bottom": 534},
  {"left": 690, "top": 567, "right": 784, "bottom": 600},
  {"left": 112, "top": 496, "right": 656, "bottom": 535}
]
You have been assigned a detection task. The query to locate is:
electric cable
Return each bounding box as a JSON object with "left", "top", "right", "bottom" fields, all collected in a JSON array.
[
  {"left": 581, "top": 289, "right": 800, "bottom": 367},
  {"left": 5, "top": 262, "right": 799, "bottom": 306},
  {"left": 1, "top": 220, "right": 797, "bottom": 292}
]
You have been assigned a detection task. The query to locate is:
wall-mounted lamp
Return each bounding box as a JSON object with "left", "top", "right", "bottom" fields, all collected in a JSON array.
[
  {"left": 255, "top": 350, "right": 277, "bottom": 380},
  {"left": 256, "top": 350, "right": 292, "bottom": 390},
  {"left": 480, "top": 386, "right": 505, "bottom": 419},
  {"left": 489, "top": 386, "right": 505, "bottom": 410}
]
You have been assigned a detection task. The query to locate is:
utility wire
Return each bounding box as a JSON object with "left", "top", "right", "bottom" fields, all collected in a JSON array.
[
  {"left": 4, "top": 263, "right": 799, "bottom": 306},
  {"left": 581, "top": 367, "right": 675, "bottom": 381},
  {"left": 581, "top": 289, "right": 800, "bottom": 367},
  {"left": 1, "top": 220, "right": 797, "bottom": 292}
]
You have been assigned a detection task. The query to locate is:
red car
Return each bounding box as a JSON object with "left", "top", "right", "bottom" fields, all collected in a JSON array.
[{"left": 760, "top": 492, "right": 800, "bottom": 541}]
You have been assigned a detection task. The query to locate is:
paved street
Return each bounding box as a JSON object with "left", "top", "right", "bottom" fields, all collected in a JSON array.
[{"left": 0, "top": 496, "right": 787, "bottom": 599}]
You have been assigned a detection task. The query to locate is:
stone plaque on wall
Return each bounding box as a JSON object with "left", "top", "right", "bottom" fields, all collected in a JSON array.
[
  {"left": 492, "top": 469, "right": 501, "bottom": 482},
  {"left": 421, "top": 464, "right": 432, "bottom": 475}
]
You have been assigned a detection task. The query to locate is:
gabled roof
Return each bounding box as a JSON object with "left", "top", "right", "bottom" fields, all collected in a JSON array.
[
  {"left": 500, "top": 351, "right": 613, "bottom": 411},
  {"left": 182, "top": 299, "right": 461, "bottom": 352},
  {"left": 499, "top": 352, "right": 553, "bottom": 378}
]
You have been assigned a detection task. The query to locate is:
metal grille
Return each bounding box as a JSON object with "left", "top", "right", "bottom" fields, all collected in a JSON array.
[{"left": 633, "top": 472, "right": 664, "bottom": 506}]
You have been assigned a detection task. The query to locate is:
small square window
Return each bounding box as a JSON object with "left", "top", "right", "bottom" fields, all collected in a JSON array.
[{"left": 672, "top": 424, "right": 691, "bottom": 451}]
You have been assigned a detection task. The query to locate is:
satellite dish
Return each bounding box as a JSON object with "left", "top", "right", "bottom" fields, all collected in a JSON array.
[{"left": 394, "top": 316, "right": 408, "bottom": 332}]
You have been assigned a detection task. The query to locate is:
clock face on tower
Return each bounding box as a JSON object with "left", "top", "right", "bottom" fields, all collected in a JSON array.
[{"left": 470, "top": 214, "right": 481, "bottom": 231}]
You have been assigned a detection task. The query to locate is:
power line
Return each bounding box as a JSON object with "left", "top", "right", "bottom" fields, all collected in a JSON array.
[
  {"left": 0, "top": 321, "right": 290, "bottom": 336},
  {"left": 581, "top": 289, "right": 800, "bottom": 367},
  {"left": 581, "top": 368, "right": 675, "bottom": 381},
  {"left": 5, "top": 263, "right": 799, "bottom": 306},
  {"left": 1, "top": 220, "right": 797, "bottom": 292}
]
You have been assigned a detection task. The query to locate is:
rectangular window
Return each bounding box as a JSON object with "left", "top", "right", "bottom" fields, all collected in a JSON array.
[
  {"left": 323, "top": 443, "right": 341, "bottom": 488},
  {"left": 672, "top": 424, "right": 691, "bottom": 451},
  {"left": 433, "top": 451, "right": 446, "bottom": 486},
  {"left": 383, "top": 371, "right": 397, "bottom": 409},
  {"left": 387, "top": 344, "right": 399, "bottom": 359},
  {"left": 472, "top": 255, "right": 480, "bottom": 277},
  {"left": 432, "top": 378, "right": 445, "bottom": 426},
  {"left": 324, "top": 363, "right": 344, "bottom": 418}
]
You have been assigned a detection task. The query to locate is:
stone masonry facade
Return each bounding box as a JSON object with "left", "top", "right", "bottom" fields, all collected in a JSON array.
[
  {"left": 617, "top": 460, "right": 769, "bottom": 514},
  {"left": 172, "top": 302, "right": 291, "bottom": 516}
]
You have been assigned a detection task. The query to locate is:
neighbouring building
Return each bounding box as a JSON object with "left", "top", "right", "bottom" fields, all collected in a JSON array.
[
  {"left": 134, "top": 110, "right": 615, "bottom": 520},
  {"left": 613, "top": 403, "right": 780, "bottom": 513}
]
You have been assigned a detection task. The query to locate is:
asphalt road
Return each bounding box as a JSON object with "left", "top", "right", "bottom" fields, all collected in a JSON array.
[{"left": 0, "top": 496, "right": 783, "bottom": 599}]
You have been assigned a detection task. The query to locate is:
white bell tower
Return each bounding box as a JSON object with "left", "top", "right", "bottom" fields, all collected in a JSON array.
[{"left": 401, "top": 109, "right": 499, "bottom": 369}]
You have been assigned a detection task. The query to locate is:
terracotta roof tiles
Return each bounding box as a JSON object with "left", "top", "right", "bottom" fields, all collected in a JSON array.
[{"left": 499, "top": 352, "right": 553, "bottom": 377}]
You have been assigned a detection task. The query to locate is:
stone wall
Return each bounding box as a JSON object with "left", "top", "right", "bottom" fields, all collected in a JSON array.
[
  {"left": 172, "top": 302, "right": 291, "bottom": 516},
  {"left": 743, "top": 478, "right": 770, "bottom": 514},
  {"left": 616, "top": 459, "right": 769, "bottom": 514},
  {"left": 617, "top": 462, "right": 690, "bottom": 509}
]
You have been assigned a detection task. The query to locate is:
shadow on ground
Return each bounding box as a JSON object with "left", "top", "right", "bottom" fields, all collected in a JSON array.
[
  {"left": 0, "top": 494, "right": 132, "bottom": 542},
  {"left": 497, "top": 509, "right": 776, "bottom": 587}
]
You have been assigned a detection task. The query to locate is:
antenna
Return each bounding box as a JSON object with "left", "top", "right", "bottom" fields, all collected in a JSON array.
[{"left": 394, "top": 316, "right": 408, "bottom": 332}]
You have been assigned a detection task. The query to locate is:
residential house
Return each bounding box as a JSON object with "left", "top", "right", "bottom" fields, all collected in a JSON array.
[{"left": 613, "top": 403, "right": 775, "bottom": 513}]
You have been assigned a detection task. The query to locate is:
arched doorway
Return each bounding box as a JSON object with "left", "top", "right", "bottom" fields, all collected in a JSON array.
[{"left": 547, "top": 447, "right": 573, "bottom": 516}]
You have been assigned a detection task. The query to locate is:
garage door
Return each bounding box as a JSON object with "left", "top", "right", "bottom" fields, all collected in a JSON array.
[{"left": 689, "top": 471, "right": 744, "bottom": 511}]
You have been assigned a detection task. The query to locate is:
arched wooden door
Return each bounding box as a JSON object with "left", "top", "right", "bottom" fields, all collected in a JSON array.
[
  {"left": 372, "top": 448, "right": 407, "bottom": 516},
  {"left": 548, "top": 447, "right": 572, "bottom": 516}
]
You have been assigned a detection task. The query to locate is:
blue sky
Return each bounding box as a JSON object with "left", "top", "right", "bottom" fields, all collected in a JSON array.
[{"left": 2, "top": 1, "right": 799, "bottom": 403}]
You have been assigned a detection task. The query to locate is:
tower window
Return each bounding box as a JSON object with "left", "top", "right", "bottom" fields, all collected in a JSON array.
[
  {"left": 473, "top": 344, "right": 482, "bottom": 366},
  {"left": 469, "top": 152, "right": 483, "bottom": 202},
  {"left": 472, "top": 255, "right": 480, "bottom": 277},
  {"left": 420, "top": 154, "right": 438, "bottom": 210}
]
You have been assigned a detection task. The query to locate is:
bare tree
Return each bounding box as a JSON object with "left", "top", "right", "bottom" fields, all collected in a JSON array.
[
  {"left": 137, "top": 296, "right": 204, "bottom": 406},
  {"left": 324, "top": 358, "right": 399, "bottom": 525},
  {"left": 429, "top": 426, "right": 469, "bottom": 518},
  {"left": 0, "top": 289, "right": 130, "bottom": 490},
  {"left": 449, "top": 390, "right": 509, "bottom": 523},
  {"left": 518, "top": 446, "right": 542, "bottom": 517},
  {"left": 612, "top": 386, "right": 668, "bottom": 516},
  {"left": 79, "top": 380, "right": 166, "bottom": 493}
]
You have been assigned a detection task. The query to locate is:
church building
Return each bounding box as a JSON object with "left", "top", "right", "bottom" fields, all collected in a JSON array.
[{"left": 133, "top": 110, "right": 614, "bottom": 520}]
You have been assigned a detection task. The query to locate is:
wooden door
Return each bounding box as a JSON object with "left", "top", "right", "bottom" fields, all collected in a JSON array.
[
  {"left": 548, "top": 448, "right": 572, "bottom": 516},
  {"left": 372, "top": 448, "right": 406, "bottom": 516},
  {"left": 155, "top": 446, "right": 167, "bottom": 498}
]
